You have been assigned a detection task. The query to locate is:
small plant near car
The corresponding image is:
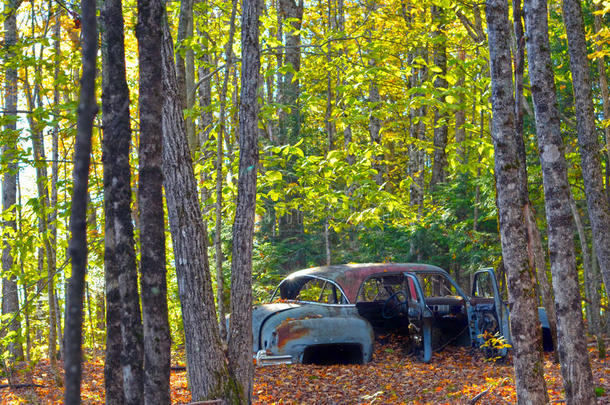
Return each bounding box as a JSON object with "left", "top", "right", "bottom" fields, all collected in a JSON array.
[{"left": 479, "top": 331, "right": 511, "bottom": 362}]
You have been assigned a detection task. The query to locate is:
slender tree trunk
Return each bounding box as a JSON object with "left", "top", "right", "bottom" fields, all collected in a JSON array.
[
  {"left": 29, "top": 98, "right": 58, "bottom": 367},
  {"left": 276, "top": 0, "right": 305, "bottom": 267},
  {"left": 51, "top": 4, "right": 61, "bottom": 362},
  {"left": 195, "top": 0, "right": 217, "bottom": 338},
  {"left": 562, "top": 0, "right": 610, "bottom": 301},
  {"left": 455, "top": 48, "right": 466, "bottom": 164},
  {"left": 176, "top": 0, "right": 197, "bottom": 152},
  {"left": 228, "top": 0, "right": 260, "bottom": 401},
  {"left": 324, "top": 0, "right": 335, "bottom": 151},
  {"left": 593, "top": 3, "right": 610, "bottom": 198},
  {"left": 570, "top": 196, "right": 601, "bottom": 335},
  {"left": 23, "top": 40, "right": 59, "bottom": 366},
  {"left": 16, "top": 176, "right": 30, "bottom": 363},
  {"left": 524, "top": 206, "right": 558, "bottom": 350},
  {"left": 523, "top": 0, "right": 596, "bottom": 401},
  {"left": 430, "top": 4, "right": 448, "bottom": 188},
  {"left": 136, "top": 0, "right": 171, "bottom": 403},
  {"left": 409, "top": 44, "right": 428, "bottom": 210},
  {"left": 2, "top": 0, "right": 23, "bottom": 363},
  {"left": 324, "top": 218, "right": 331, "bottom": 265},
  {"left": 484, "top": 0, "right": 549, "bottom": 403},
  {"left": 101, "top": 0, "right": 146, "bottom": 400},
  {"left": 513, "top": 0, "right": 558, "bottom": 352},
  {"left": 63, "top": 0, "right": 97, "bottom": 400},
  {"left": 214, "top": 0, "right": 238, "bottom": 342},
  {"left": 161, "top": 20, "right": 238, "bottom": 403},
  {"left": 277, "top": 0, "right": 303, "bottom": 143},
  {"left": 364, "top": 1, "right": 383, "bottom": 184}
]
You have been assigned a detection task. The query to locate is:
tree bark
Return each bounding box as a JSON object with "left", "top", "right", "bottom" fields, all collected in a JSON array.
[
  {"left": 51, "top": 4, "right": 62, "bottom": 362},
  {"left": 484, "top": 0, "right": 549, "bottom": 403},
  {"left": 455, "top": 48, "right": 466, "bottom": 164},
  {"left": 593, "top": 3, "right": 610, "bottom": 199},
  {"left": 63, "top": 0, "right": 97, "bottom": 400},
  {"left": 570, "top": 196, "right": 601, "bottom": 335},
  {"left": 214, "top": 0, "right": 238, "bottom": 342},
  {"left": 176, "top": 0, "right": 196, "bottom": 152},
  {"left": 513, "top": 0, "right": 558, "bottom": 352},
  {"left": 228, "top": 0, "right": 261, "bottom": 401},
  {"left": 2, "top": 0, "right": 23, "bottom": 363},
  {"left": 430, "top": 4, "right": 448, "bottom": 188},
  {"left": 523, "top": 0, "right": 596, "bottom": 401},
  {"left": 161, "top": 20, "right": 238, "bottom": 403},
  {"left": 102, "top": 0, "right": 145, "bottom": 400},
  {"left": 562, "top": 0, "right": 610, "bottom": 301},
  {"left": 135, "top": 0, "right": 171, "bottom": 403},
  {"left": 26, "top": 83, "right": 59, "bottom": 368},
  {"left": 278, "top": 0, "right": 303, "bottom": 143}
]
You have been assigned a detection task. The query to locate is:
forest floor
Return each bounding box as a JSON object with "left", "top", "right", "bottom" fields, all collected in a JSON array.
[{"left": 0, "top": 335, "right": 608, "bottom": 404}]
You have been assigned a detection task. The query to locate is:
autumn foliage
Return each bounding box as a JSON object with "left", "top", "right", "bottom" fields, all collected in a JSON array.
[{"left": 1, "top": 336, "right": 608, "bottom": 404}]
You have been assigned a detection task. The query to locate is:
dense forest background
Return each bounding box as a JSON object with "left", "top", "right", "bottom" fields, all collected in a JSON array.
[{"left": 1, "top": 0, "right": 609, "bottom": 402}]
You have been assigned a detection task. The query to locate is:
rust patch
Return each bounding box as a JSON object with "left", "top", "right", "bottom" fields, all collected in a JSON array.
[{"left": 276, "top": 319, "right": 310, "bottom": 350}]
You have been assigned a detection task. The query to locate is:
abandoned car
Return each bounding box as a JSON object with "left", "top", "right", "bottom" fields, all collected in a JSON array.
[{"left": 253, "top": 263, "right": 550, "bottom": 366}]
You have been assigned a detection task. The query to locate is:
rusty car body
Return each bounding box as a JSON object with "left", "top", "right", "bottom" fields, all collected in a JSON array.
[{"left": 252, "top": 263, "right": 538, "bottom": 366}]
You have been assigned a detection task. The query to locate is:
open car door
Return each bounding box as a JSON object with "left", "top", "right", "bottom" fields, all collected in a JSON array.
[
  {"left": 471, "top": 268, "right": 511, "bottom": 356},
  {"left": 404, "top": 273, "right": 434, "bottom": 363}
]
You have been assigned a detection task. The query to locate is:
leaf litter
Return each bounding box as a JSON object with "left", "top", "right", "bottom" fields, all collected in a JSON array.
[{"left": 1, "top": 334, "right": 608, "bottom": 404}]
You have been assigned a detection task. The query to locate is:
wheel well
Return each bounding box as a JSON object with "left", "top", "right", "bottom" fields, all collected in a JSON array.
[
  {"left": 541, "top": 327, "right": 554, "bottom": 351},
  {"left": 301, "top": 343, "right": 364, "bottom": 365}
]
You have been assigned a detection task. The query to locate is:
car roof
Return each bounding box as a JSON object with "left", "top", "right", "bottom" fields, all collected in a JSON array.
[{"left": 284, "top": 263, "right": 449, "bottom": 303}]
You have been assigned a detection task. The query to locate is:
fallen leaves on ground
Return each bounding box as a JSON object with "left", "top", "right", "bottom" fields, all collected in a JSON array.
[{"left": 1, "top": 336, "right": 608, "bottom": 404}]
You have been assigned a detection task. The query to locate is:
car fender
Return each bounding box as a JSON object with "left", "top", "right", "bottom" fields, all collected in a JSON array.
[{"left": 258, "top": 304, "right": 375, "bottom": 363}]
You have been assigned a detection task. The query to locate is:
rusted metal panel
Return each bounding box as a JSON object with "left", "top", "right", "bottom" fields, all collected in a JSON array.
[{"left": 253, "top": 303, "right": 375, "bottom": 363}]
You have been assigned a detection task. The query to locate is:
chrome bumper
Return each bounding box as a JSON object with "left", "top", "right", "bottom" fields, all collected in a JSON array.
[{"left": 255, "top": 350, "right": 293, "bottom": 366}]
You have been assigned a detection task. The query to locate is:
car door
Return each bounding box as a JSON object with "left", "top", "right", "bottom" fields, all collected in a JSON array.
[
  {"left": 471, "top": 268, "right": 511, "bottom": 356},
  {"left": 404, "top": 273, "right": 434, "bottom": 363}
]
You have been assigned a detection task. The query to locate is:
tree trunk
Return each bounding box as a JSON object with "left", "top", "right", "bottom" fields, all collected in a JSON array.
[
  {"left": 136, "top": 0, "right": 171, "bottom": 403},
  {"left": 408, "top": 44, "right": 427, "bottom": 211},
  {"left": 1, "top": 0, "right": 23, "bottom": 363},
  {"left": 214, "top": 0, "right": 238, "bottom": 342},
  {"left": 593, "top": 3, "right": 610, "bottom": 199},
  {"left": 176, "top": 0, "right": 197, "bottom": 152},
  {"left": 102, "top": 0, "right": 146, "bottom": 400},
  {"left": 228, "top": 0, "right": 260, "bottom": 401},
  {"left": 277, "top": 0, "right": 303, "bottom": 143},
  {"left": 430, "top": 4, "right": 448, "bottom": 188},
  {"left": 161, "top": 20, "right": 238, "bottom": 403},
  {"left": 16, "top": 176, "right": 30, "bottom": 362},
  {"left": 63, "top": 0, "right": 97, "bottom": 400},
  {"left": 523, "top": 0, "right": 596, "bottom": 401},
  {"left": 570, "top": 196, "right": 601, "bottom": 335},
  {"left": 51, "top": 4, "right": 61, "bottom": 362},
  {"left": 23, "top": 5, "right": 60, "bottom": 364},
  {"left": 562, "top": 0, "right": 610, "bottom": 302},
  {"left": 513, "top": 0, "right": 558, "bottom": 352},
  {"left": 484, "top": 0, "right": 549, "bottom": 403},
  {"left": 28, "top": 92, "right": 59, "bottom": 368},
  {"left": 455, "top": 48, "right": 466, "bottom": 164}
]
